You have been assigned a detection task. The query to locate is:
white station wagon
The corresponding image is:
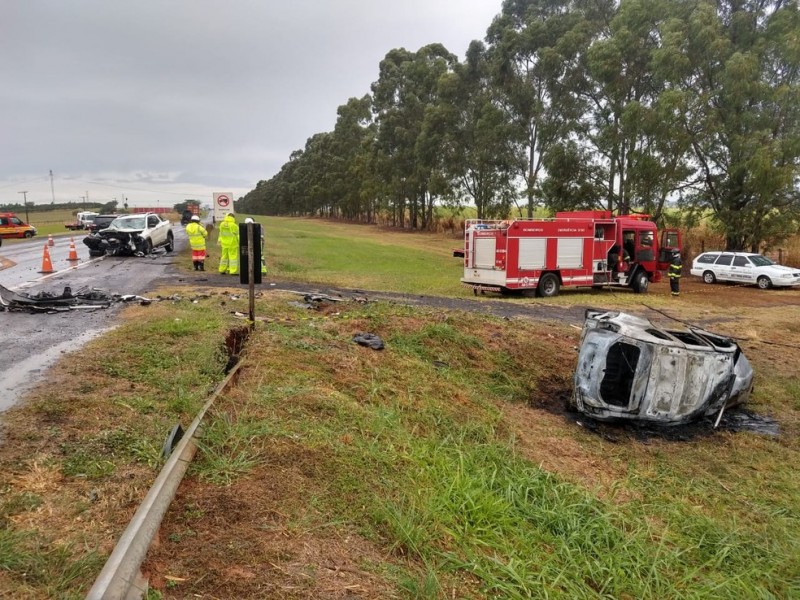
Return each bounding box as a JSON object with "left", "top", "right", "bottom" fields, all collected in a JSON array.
[{"left": 690, "top": 251, "right": 800, "bottom": 289}]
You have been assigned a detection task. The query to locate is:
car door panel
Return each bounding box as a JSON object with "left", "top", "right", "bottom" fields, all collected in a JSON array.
[{"left": 729, "top": 256, "right": 754, "bottom": 284}]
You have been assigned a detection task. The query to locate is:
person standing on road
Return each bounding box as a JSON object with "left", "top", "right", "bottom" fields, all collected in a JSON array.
[
  {"left": 244, "top": 217, "right": 267, "bottom": 274},
  {"left": 218, "top": 213, "right": 240, "bottom": 275},
  {"left": 186, "top": 215, "right": 208, "bottom": 271},
  {"left": 669, "top": 250, "right": 682, "bottom": 297}
]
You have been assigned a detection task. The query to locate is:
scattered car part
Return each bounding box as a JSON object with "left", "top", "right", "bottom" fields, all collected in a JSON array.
[
  {"left": 353, "top": 332, "right": 385, "bottom": 350},
  {"left": 571, "top": 310, "right": 753, "bottom": 425},
  {"left": 0, "top": 284, "right": 154, "bottom": 312}
]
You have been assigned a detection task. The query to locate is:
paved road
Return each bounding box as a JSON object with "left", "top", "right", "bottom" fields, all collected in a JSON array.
[{"left": 0, "top": 227, "right": 190, "bottom": 410}]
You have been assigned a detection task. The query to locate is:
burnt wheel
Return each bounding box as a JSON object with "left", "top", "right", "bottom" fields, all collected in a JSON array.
[{"left": 537, "top": 273, "right": 560, "bottom": 298}]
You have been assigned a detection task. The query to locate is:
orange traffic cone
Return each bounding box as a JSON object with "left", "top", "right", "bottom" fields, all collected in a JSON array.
[
  {"left": 67, "top": 238, "right": 79, "bottom": 262},
  {"left": 48, "top": 234, "right": 55, "bottom": 247},
  {"left": 39, "top": 244, "right": 55, "bottom": 274}
]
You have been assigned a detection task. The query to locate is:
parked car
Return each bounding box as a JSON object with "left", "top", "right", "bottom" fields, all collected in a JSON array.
[
  {"left": 690, "top": 251, "right": 800, "bottom": 289},
  {"left": 0, "top": 212, "right": 37, "bottom": 239},
  {"left": 83, "top": 213, "right": 173, "bottom": 257},
  {"left": 87, "top": 214, "right": 120, "bottom": 234}
]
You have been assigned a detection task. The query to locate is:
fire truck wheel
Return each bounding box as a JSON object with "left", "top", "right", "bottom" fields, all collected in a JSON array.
[
  {"left": 631, "top": 271, "right": 649, "bottom": 293},
  {"left": 537, "top": 273, "right": 560, "bottom": 298}
]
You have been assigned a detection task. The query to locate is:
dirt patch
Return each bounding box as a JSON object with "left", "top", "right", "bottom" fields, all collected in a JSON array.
[{"left": 143, "top": 451, "right": 397, "bottom": 599}]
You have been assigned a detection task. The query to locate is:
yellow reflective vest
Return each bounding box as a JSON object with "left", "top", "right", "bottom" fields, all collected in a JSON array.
[
  {"left": 218, "top": 214, "right": 239, "bottom": 248},
  {"left": 185, "top": 222, "right": 208, "bottom": 250}
]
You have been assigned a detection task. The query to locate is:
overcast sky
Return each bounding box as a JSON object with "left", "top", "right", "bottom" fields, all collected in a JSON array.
[{"left": 0, "top": 1, "right": 502, "bottom": 210}]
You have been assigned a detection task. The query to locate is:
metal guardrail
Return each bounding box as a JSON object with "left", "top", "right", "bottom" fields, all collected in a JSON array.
[{"left": 86, "top": 361, "right": 244, "bottom": 600}]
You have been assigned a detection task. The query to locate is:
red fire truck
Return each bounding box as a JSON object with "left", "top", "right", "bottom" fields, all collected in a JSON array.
[{"left": 461, "top": 210, "right": 681, "bottom": 297}]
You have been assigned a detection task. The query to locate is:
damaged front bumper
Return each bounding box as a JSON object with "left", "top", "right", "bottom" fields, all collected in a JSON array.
[
  {"left": 571, "top": 310, "right": 753, "bottom": 425},
  {"left": 83, "top": 230, "right": 148, "bottom": 256}
]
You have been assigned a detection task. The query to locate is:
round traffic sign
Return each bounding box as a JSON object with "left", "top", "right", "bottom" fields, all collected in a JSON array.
[{"left": 217, "top": 194, "right": 230, "bottom": 207}]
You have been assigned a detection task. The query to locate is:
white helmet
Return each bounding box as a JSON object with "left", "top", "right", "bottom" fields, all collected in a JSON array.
[
  {"left": 190, "top": 215, "right": 200, "bottom": 221},
  {"left": 244, "top": 217, "right": 254, "bottom": 224}
]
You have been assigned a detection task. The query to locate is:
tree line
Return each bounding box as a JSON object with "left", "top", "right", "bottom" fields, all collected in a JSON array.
[{"left": 238, "top": 0, "right": 799, "bottom": 251}]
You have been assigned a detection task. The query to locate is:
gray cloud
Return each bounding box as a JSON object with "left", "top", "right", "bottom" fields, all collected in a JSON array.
[{"left": 1, "top": 0, "right": 500, "bottom": 207}]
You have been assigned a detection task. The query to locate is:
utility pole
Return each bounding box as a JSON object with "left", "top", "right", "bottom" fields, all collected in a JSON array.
[
  {"left": 81, "top": 195, "right": 87, "bottom": 210},
  {"left": 18, "top": 191, "right": 29, "bottom": 222},
  {"left": 49, "top": 170, "right": 55, "bottom": 204}
]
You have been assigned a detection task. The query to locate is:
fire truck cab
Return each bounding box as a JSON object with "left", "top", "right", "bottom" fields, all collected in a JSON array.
[{"left": 461, "top": 210, "right": 680, "bottom": 297}]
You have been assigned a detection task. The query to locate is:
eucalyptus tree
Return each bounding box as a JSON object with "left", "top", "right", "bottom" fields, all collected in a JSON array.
[
  {"left": 432, "top": 40, "right": 521, "bottom": 219},
  {"left": 657, "top": 0, "right": 800, "bottom": 250},
  {"left": 572, "top": 0, "right": 699, "bottom": 218},
  {"left": 486, "top": 0, "right": 603, "bottom": 217},
  {"left": 328, "top": 96, "right": 377, "bottom": 222},
  {"left": 371, "top": 44, "right": 458, "bottom": 229}
]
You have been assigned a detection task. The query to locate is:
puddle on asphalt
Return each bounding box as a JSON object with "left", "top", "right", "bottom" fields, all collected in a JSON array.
[{"left": 0, "top": 328, "right": 113, "bottom": 412}]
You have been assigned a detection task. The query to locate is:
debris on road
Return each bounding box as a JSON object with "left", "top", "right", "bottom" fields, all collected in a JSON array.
[
  {"left": 571, "top": 309, "right": 753, "bottom": 426},
  {"left": 0, "top": 284, "right": 153, "bottom": 313}
]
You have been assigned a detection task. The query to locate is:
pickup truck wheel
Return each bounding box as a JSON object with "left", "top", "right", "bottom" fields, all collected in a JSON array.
[
  {"left": 757, "top": 275, "right": 772, "bottom": 289},
  {"left": 537, "top": 273, "right": 560, "bottom": 298},
  {"left": 702, "top": 271, "right": 716, "bottom": 284},
  {"left": 165, "top": 232, "right": 174, "bottom": 252},
  {"left": 631, "top": 271, "right": 649, "bottom": 293},
  {"left": 143, "top": 239, "right": 153, "bottom": 255}
]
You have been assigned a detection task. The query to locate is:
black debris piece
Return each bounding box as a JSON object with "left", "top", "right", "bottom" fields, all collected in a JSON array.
[
  {"left": 353, "top": 332, "right": 385, "bottom": 350},
  {"left": 0, "top": 284, "right": 154, "bottom": 313}
]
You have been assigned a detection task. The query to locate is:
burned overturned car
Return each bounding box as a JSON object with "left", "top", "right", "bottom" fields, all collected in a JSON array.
[
  {"left": 571, "top": 310, "right": 753, "bottom": 425},
  {"left": 83, "top": 213, "right": 174, "bottom": 257}
]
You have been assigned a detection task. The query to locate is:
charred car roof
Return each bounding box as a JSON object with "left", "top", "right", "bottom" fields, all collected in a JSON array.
[{"left": 572, "top": 310, "right": 753, "bottom": 425}]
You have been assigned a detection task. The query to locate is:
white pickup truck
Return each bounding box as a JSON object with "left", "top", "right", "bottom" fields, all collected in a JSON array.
[{"left": 83, "top": 213, "right": 174, "bottom": 257}]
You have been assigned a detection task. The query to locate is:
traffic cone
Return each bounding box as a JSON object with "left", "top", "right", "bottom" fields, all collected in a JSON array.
[
  {"left": 67, "top": 238, "right": 79, "bottom": 262},
  {"left": 39, "top": 245, "right": 55, "bottom": 274},
  {"left": 48, "top": 234, "right": 55, "bottom": 247}
]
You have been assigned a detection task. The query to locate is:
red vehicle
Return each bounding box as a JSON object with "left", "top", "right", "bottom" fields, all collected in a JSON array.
[
  {"left": 461, "top": 210, "right": 681, "bottom": 297},
  {"left": 0, "top": 212, "right": 37, "bottom": 239}
]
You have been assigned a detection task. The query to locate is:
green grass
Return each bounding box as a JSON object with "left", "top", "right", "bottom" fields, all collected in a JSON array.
[
  {"left": 1, "top": 216, "right": 799, "bottom": 597},
  {"left": 222, "top": 215, "right": 468, "bottom": 296},
  {"left": 188, "top": 299, "right": 800, "bottom": 598}
]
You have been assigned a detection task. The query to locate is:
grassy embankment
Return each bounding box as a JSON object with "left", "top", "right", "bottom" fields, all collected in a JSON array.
[{"left": 0, "top": 216, "right": 798, "bottom": 598}]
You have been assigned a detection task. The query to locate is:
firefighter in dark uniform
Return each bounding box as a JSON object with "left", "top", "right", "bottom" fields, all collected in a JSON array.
[{"left": 668, "top": 250, "right": 682, "bottom": 296}]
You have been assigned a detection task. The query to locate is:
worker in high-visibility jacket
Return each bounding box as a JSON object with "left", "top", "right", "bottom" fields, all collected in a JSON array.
[
  {"left": 217, "top": 213, "right": 240, "bottom": 275},
  {"left": 185, "top": 215, "right": 208, "bottom": 271},
  {"left": 244, "top": 217, "right": 267, "bottom": 274},
  {"left": 668, "top": 250, "right": 682, "bottom": 297}
]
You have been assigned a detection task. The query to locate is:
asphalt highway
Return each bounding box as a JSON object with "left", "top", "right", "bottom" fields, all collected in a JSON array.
[{"left": 0, "top": 227, "right": 190, "bottom": 410}]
